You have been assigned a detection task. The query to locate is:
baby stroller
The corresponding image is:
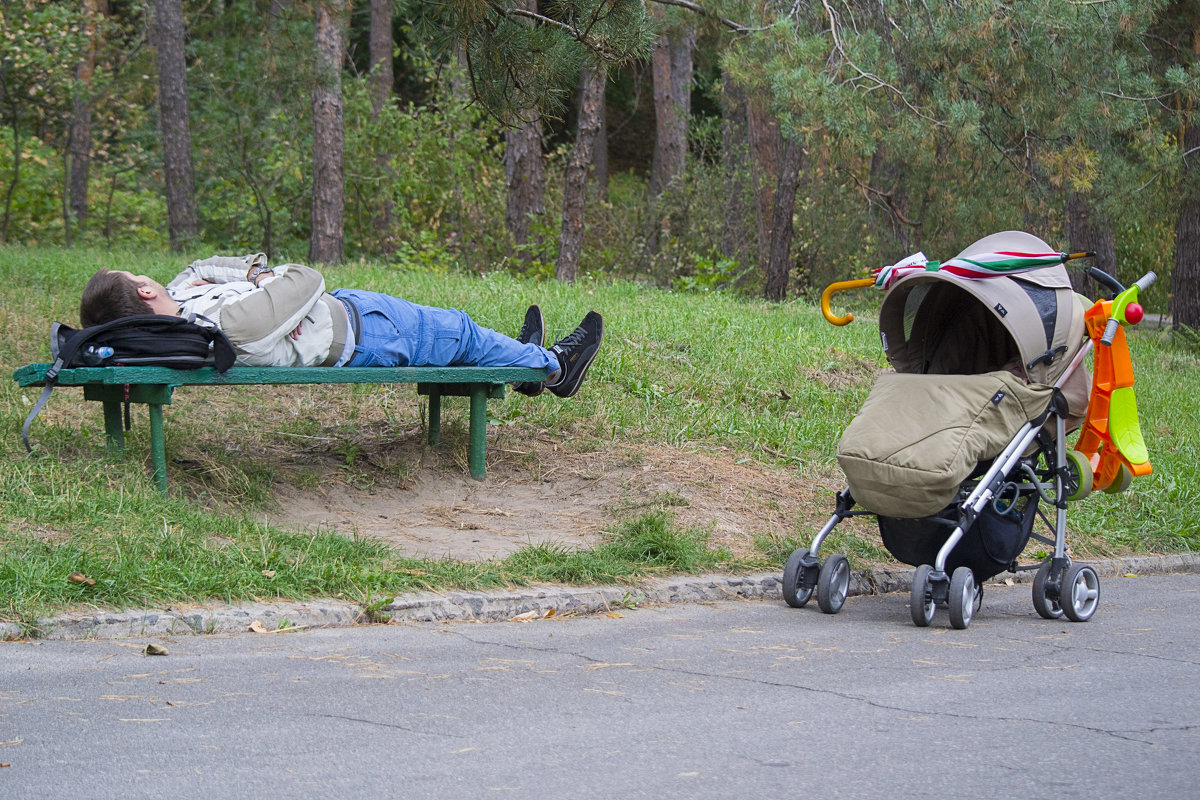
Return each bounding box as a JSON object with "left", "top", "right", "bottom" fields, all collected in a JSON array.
[{"left": 782, "top": 231, "right": 1156, "bottom": 629}]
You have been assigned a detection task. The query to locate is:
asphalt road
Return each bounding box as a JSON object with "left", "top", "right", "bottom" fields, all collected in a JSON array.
[{"left": 2, "top": 574, "right": 1197, "bottom": 799}]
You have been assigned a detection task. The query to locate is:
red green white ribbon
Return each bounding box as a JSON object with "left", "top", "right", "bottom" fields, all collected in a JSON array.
[{"left": 875, "top": 250, "right": 1070, "bottom": 290}]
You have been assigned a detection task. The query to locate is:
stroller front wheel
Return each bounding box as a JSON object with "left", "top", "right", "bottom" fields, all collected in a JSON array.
[
  {"left": 1061, "top": 563, "right": 1100, "bottom": 622},
  {"left": 948, "top": 567, "right": 977, "bottom": 629},
  {"left": 910, "top": 564, "right": 936, "bottom": 627},
  {"left": 817, "top": 554, "right": 851, "bottom": 614}
]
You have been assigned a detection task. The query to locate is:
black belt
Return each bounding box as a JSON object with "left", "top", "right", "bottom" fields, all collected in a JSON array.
[{"left": 339, "top": 296, "right": 363, "bottom": 346}]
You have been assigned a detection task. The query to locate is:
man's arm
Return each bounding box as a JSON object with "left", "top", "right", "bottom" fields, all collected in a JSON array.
[
  {"left": 215, "top": 264, "right": 327, "bottom": 350},
  {"left": 166, "top": 253, "right": 268, "bottom": 291}
]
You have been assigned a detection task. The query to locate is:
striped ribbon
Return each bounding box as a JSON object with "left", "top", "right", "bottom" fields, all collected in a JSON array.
[{"left": 874, "top": 250, "right": 1070, "bottom": 290}]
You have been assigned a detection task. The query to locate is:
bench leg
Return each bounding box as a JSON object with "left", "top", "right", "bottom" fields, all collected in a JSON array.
[
  {"left": 102, "top": 401, "right": 125, "bottom": 452},
  {"left": 428, "top": 389, "right": 442, "bottom": 446},
  {"left": 148, "top": 403, "right": 168, "bottom": 498},
  {"left": 469, "top": 385, "right": 487, "bottom": 480}
]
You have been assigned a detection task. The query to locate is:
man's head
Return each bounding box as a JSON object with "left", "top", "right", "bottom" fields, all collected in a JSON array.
[{"left": 80, "top": 269, "right": 179, "bottom": 327}]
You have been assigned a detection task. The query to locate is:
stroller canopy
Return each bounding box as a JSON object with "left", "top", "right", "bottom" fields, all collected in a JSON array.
[{"left": 878, "top": 231, "right": 1087, "bottom": 387}]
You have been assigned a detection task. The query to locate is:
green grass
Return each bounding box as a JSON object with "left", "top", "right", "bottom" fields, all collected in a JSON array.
[{"left": 2, "top": 244, "right": 1198, "bottom": 625}]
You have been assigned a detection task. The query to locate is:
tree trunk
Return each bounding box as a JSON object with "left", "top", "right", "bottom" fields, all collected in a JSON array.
[
  {"left": 593, "top": 88, "right": 609, "bottom": 203},
  {"left": 748, "top": 96, "right": 782, "bottom": 271},
  {"left": 368, "top": 0, "right": 392, "bottom": 117},
  {"left": 309, "top": 0, "right": 348, "bottom": 265},
  {"left": 152, "top": 0, "right": 199, "bottom": 252},
  {"left": 1, "top": 118, "right": 20, "bottom": 243},
  {"left": 503, "top": 0, "right": 545, "bottom": 252},
  {"left": 505, "top": 111, "right": 545, "bottom": 250},
  {"left": 720, "top": 71, "right": 753, "bottom": 273},
  {"left": 1065, "top": 191, "right": 1114, "bottom": 297},
  {"left": 764, "top": 136, "right": 804, "bottom": 301},
  {"left": 1172, "top": 121, "right": 1200, "bottom": 330},
  {"left": 556, "top": 66, "right": 605, "bottom": 283},
  {"left": 644, "top": 21, "right": 695, "bottom": 263},
  {"left": 369, "top": 0, "right": 395, "bottom": 253},
  {"left": 450, "top": 43, "right": 471, "bottom": 102},
  {"left": 647, "top": 23, "right": 694, "bottom": 199},
  {"left": 68, "top": 0, "right": 105, "bottom": 242}
]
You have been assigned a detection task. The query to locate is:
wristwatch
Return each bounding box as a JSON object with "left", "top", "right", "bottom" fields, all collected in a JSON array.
[{"left": 247, "top": 264, "right": 274, "bottom": 286}]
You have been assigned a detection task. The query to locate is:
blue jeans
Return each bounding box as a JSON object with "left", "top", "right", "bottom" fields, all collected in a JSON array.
[{"left": 331, "top": 289, "right": 558, "bottom": 371}]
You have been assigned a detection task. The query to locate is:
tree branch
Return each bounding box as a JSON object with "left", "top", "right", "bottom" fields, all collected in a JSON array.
[
  {"left": 647, "top": 0, "right": 749, "bottom": 33},
  {"left": 820, "top": 0, "right": 946, "bottom": 128}
]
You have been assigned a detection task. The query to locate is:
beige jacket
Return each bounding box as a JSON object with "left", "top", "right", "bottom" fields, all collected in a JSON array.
[{"left": 166, "top": 254, "right": 351, "bottom": 367}]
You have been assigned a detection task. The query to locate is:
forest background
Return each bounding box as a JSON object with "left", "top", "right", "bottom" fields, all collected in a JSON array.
[{"left": 4, "top": 0, "right": 1200, "bottom": 331}]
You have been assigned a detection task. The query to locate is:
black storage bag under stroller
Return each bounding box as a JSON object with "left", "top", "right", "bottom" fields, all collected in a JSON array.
[{"left": 878, "top": 493, "right": 1039, "bottom": 582}]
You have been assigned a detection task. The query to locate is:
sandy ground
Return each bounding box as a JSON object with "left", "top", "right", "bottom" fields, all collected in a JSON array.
[{"left": 254, "top": 435, "right": 845, "bottom": 562}]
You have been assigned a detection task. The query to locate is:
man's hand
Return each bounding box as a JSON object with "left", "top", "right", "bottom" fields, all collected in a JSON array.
[{"left": 247, "top": 264, "right": 275, "bottom": 287}]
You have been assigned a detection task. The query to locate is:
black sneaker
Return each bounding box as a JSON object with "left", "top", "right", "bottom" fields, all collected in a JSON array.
[
  {"left": 547, "top": 311, "right": 603, "bottom": 398},
  {"left": 513, "top": 305, "right": 546, "bottom": 397}
]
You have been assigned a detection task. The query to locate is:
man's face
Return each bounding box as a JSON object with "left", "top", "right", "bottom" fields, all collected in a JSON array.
[{"left": 112, "top": 270, "right": 179, "bottom": 315}]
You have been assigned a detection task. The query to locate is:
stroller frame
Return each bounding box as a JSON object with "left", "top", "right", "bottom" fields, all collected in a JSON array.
[
  {"left": 782, "top": 247, "right": 1157, "bottom": 630},
  {"left": 784, "top": 341, "right": 1096, "bottom": 628}
]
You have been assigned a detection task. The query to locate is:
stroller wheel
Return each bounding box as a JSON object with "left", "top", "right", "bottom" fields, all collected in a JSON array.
[
  {"left": 1064, "top": 450, "right": 1093, "bottom": 501},
  {"left": 910, "top": 564, "right": 936, "bottom": 627},
  {"left": 1032, "top": 559, "right": 1065, "bottom": 620},
  {"left": 1103, "top": 464, "right": 1134, "bottom": 495},
  {"left": 948, "top": 567, "right": 976, "bottom": 629},
  {"left": 817, "top": 554, "right": 851, "bottom": 614},
  {"left": 1061, "top": 563, "right": 1100, "bottom": 622},
  {"left": 782, "top": 548, "right": 815, "bottom": 608}
]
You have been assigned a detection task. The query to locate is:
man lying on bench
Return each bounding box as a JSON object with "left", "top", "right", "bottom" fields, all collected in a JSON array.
[{"left": 78, "top": 254, "right": 602, "bottom": 399}]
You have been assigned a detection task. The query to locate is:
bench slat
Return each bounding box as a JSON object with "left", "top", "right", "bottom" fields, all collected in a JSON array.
[{"left": 14, "top": 363, "right": 547, "bottom": 387}]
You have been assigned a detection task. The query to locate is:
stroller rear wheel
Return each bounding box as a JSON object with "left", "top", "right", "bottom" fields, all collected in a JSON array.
[
  {"left": 782, "top": 548, "right": 816, "bottom": 608},
  {"left": 948, "top": 567, "right": 976, "bottom": 629},
  {"left": 1061, "top": 563, "right": 1100, "bottom": 622},
  {"left": 817, "top": 554, "right": 851, "bottom": 614},
  {"left": 910, "top": 564, "right": 936, "bottom": 627}
]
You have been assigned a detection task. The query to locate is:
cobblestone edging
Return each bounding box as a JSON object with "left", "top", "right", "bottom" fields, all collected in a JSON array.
[{"left": 4, "top": 552, "right": 1197, "bottom": 641}]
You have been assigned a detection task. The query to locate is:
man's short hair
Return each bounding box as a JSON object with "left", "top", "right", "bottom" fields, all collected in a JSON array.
[{"left": 79, "top": 269, "right": 153, "bottom": 328}]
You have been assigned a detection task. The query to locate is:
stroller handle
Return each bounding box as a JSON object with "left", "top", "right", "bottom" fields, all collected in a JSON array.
[{"left": 820, "top": 278, "right": 876, "bottom": 325}]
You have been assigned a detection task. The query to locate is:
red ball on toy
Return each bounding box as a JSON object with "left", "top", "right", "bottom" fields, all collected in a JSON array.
[{"left": 1125, "top": 302, "right": 1144, "bottom": 325}]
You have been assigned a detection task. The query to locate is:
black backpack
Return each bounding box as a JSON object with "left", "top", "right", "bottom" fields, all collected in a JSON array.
[{"left": 22, "top": 314, "right": 236, "bottom": 451}]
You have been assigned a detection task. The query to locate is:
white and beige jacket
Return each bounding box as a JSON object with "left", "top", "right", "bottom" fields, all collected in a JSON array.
[{"left": 166, "top": 254, "right": 353, "bottom": 367}]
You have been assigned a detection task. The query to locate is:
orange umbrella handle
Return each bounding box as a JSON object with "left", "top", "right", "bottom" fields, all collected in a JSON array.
[{"left": 820, "top": 278, "right": 876, "bottom": 326}]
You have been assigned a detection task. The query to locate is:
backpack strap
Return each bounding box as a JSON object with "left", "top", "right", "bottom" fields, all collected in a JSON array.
[{"left": 21, "top": 357, "right": 64, "bottom": 452}]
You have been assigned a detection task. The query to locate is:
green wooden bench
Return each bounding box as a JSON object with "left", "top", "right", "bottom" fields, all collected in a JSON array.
[{"left": 13, "top": 363, "right": 549, "bottom": 497}]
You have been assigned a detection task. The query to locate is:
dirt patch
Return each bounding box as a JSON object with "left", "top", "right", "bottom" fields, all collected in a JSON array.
[{"left": 254, "top": 434, "right": 847, "bottom": 562}]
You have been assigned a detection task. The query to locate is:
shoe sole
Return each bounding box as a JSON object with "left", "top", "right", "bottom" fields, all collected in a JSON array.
[
  {"left": 518, "top": 305, "right": 544, "bottom": 348},
  {"left": 549, "top": 314, "right": 603, "bottom": 398},
  {"left": 514, "top": 305, "right": 546, "bottom": 397}
]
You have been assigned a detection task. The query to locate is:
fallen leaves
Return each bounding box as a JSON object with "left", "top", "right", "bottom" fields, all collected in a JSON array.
[
  {"left": 508, "top": 608, "right": 558, "bottom": 622},
  {"left": 248, "top": 620, "right": 305, "bottom": 634},
  {"left": 143, "top": 644, "right": 169, "bottom": 656},
  {"left": 67, "top": 573, "right": 95, "bottom": 586}
]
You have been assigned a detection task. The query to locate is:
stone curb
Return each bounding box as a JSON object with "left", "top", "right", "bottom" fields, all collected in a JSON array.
[{"left": 3, "top": 553, "right": 1197, "bottom": 641}]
